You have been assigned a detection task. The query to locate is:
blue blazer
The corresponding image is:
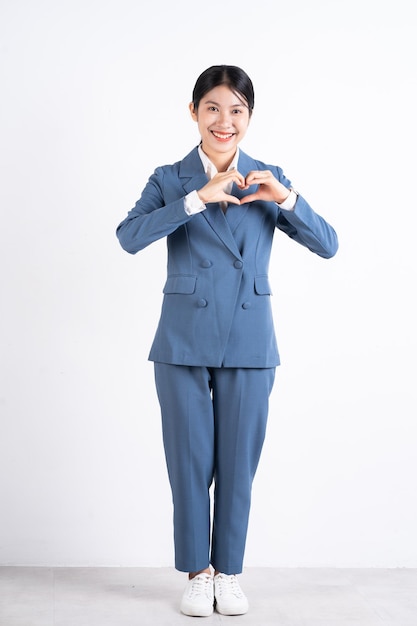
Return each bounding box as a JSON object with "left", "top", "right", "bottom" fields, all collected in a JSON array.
[{"left": 116, "top": 147, "right": 338, "bottom": 367}]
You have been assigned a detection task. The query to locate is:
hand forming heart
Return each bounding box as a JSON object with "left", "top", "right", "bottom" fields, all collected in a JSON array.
[{"left": 197, "top": 169, "right": 291, "bottom": 206}]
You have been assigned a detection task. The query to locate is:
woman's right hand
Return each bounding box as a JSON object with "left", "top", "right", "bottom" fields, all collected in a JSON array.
[{"left": 197, "top": 169, "right": 247, "bottom": 205}]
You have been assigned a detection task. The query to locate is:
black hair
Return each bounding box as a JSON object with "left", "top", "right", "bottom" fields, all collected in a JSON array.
[{"left": 192, "top": 65, "right": 254, "bottom": 116}]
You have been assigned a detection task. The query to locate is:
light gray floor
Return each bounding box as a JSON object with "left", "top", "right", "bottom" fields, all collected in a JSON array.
[{"left": 0, "top": 567, "right": 416, "bottom": 626}]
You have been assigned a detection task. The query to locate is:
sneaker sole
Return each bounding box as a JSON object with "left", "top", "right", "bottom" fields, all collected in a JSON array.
[{"left": 180, "top": 603, "right": 214, "bottom": 617}]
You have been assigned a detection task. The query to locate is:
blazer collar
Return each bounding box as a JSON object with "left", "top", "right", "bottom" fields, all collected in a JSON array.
[
  {"left": 178, "top": 147, "right": 259, "bottom": 258},
  {"left": 179, "top": 146, "right": 257, "bottom": 184},
  {"left": 179, "top": 146, "right": 208, "bottom": 194},
  {"left": 179, "top": 145, "right": 259, "bottom": 177}
]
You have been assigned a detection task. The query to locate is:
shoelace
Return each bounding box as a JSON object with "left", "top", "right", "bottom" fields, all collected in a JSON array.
[
  {"left": 186, "top": 574, "right": 213, "bottom": 599},
  {"left": 215, "top": 574, "right": 244, "bottom": 598}
]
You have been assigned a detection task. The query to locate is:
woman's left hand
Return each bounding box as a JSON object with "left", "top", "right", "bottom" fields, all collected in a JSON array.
[{"left": 241, "top": 170, "right": 291, "bottom": 204}]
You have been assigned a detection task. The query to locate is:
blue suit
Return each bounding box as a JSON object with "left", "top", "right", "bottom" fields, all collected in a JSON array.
[{"left": 117, "top": 146, "right": 338, "bottom": 573}]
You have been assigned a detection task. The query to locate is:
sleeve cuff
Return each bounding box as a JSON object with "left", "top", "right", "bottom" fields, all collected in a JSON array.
[
  {"left": 277, "top": 188, "right": 298, "bottom": 211},
  {"left": 184, "top": 190, "right": 206, "bottom": 215}
]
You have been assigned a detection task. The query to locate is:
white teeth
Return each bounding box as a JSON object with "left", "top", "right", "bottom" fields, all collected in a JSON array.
[{"left": 212, "top": 131, "right": 233, "bottom": 139}]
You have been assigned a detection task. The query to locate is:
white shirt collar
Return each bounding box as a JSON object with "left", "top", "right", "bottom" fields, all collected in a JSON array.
[{"left": 197, "top": 144, "right": 240, "bottom": 179}]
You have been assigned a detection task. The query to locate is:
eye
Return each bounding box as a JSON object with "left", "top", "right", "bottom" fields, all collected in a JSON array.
[
  {"left": 232, "top": 108, "right": 243, "bottom": 115},
  {"left": 208, "top": 106, "right": 218, "bottom": 112}
]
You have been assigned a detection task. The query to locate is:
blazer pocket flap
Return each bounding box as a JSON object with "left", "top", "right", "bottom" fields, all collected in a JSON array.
[
  {"left": 163, "top": 275, "right": 197, "bottom": 294},
  {"left": 254, "top": 275, "right": 272, "bottom": 295}
]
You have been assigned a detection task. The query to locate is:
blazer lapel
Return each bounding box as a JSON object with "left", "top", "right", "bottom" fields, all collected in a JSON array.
[
  {"left": 202, "top": 204, "right": 243, "bottom": 260},
  {"left": 223, "top": 150, "right": 260, "bottom": 233},
  {"left": 179, "top": 147, "right": 243, "bottom": 259},
  {"left": 179, "top": 146, "right": 210, "bottom": 194},
  {"left": 224, "top": 183, "right": 251, "bottom": 233}
]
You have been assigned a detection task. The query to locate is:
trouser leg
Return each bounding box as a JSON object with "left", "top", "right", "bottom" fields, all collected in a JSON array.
[
  {"left": 154, "top": 363, "right": 214, "bottom": 573},
  {"left": 210, "top": 367, "right": 276, "bottom": 575},
  {"left": 154, "top": 363, "right": 275, "bottom": 575}
]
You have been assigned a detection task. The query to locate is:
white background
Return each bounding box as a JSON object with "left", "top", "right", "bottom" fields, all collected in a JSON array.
[{"left": 0, "top": 0, "right": 416, "bottom": 567}]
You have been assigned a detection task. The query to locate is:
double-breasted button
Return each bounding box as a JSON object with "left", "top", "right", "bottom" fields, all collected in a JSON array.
[
  {"left": 233, "top": 260, "right": 243, "bottom": 269},
  {"left": 197, "top": 298, "right": 208, "bottom": 308},
  {"left": 242, "top": 302, "right": 251, "bottom": 309},
  {"left": 201, "top": 259, "right": 213, "bottom": 268}
]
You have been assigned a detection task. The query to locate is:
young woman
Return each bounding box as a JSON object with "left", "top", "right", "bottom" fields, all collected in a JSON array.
[{"left": 116, "top": 65, "right": 338, "bottom": 617}]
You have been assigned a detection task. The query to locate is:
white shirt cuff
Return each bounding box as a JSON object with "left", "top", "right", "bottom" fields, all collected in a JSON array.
[
  {"left": 277, "top": 189, "right": 298, "bottom": 211},
  {"left": 184, "top": 190, "right": 206, "bottom": 215}
]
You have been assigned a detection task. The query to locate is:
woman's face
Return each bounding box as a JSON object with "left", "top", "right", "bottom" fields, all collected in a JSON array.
[{"left": 189, "top": 85, "right": 251, "bottom": 164}]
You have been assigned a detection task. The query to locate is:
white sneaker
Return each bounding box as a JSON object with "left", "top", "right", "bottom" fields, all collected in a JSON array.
[
  {"left": 180, "top": 573, "right": 214, "bottom": 617},
  {"left": 214, "top": 573, "right": 249, "bottom": 615}
]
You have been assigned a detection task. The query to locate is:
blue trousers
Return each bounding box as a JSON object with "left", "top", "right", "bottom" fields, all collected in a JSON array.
[{"left": 154, "top": 363, "right": 276, "bottom": 574}]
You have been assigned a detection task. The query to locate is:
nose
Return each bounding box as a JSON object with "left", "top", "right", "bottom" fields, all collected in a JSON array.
[{"left": 217, "top": 110, "right": 232, "bottom": 126}]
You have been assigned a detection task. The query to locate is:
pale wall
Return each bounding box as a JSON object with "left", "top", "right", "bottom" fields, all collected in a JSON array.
[{"left": 0, "top": 0, "right": 416, "bottom": 567}]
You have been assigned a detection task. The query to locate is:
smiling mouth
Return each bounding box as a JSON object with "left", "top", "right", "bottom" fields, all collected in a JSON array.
[{"left": 211, "top": 131, "right": 235, "bottom": 140}]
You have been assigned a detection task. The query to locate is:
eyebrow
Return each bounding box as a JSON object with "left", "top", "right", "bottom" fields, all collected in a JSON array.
[{"left": 204, "top": 99, "right": 246, "bottom": 108}]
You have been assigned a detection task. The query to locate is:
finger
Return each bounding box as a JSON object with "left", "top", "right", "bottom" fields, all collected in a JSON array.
[
  {"left": 229, "top": 169, "right": 246, "bottom": 188},
  {"left": 216, "top": 168, "right": 245, "bottom": 182},
  {"left": 239, "top": 192, "right": 258, "bottom": 204},
  {"left": 245, "top": 170, "right": 272, "bottom": 186},
  {"left": 224, "top": 193, "right": 241, "bottom": 205}
]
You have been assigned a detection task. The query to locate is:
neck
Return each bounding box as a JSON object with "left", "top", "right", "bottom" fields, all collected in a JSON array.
[{"left": 201, "top": 145, "right": 237, "bottom": 173}]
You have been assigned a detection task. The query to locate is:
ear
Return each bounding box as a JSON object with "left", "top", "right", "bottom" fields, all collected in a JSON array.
[{"left": 189, "top": 102, "right": 198, "bottom": 122}]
